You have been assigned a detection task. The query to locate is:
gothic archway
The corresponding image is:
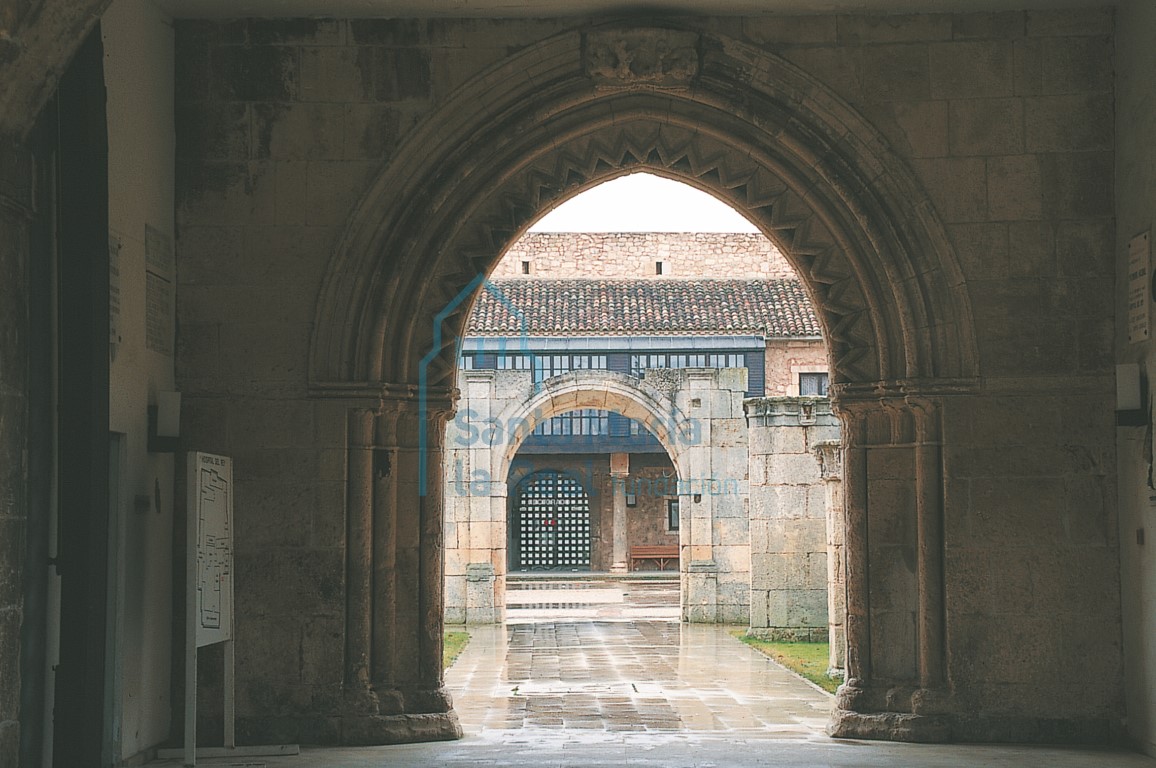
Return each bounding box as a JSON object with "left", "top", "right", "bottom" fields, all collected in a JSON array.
[{"left": 311, "top": 22, "right": 980, "bottom": 744}]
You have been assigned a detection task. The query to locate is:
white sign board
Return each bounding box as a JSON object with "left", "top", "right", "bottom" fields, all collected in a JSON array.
[
  {"left": 188, "top": 452, "right": 233, "bottom": 648},
  {"left": 1128, "top": 230, "right": 1150, "bottom": 344}
]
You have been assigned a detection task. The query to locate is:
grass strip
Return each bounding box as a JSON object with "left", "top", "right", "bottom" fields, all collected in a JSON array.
[
  {"left": 730, "top": 631, "right": 839, "bottom": 694},
  {"left": 444, "top": 630, "right": 470, "bottom": 668}
]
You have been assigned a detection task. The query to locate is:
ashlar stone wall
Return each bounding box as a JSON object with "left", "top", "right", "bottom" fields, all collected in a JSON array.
[
  {"left": 746, "top": 398, "right": 841, "bottom": 649},
  {"left": 171, "top": 10, "right": 1121, "bottom": 745}
]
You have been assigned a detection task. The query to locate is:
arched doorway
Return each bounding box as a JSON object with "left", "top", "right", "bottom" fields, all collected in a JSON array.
[
  {"left": 509, "top": 469, "right": 593, "bottom": 571},
  {"left": 309, "top": 23, "right": 978, "bottom": 745}
]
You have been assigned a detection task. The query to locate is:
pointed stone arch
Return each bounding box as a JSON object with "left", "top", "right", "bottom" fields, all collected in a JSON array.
[
  {"left": 313, "top": 21, "right": 984, "bottom": 744},
  {"left": 309, "top": 22, "right": 979, "bottom": 400}
]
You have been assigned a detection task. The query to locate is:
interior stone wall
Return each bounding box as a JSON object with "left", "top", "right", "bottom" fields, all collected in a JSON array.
[
  {"left": 173, "top": 11, "right": 1121, "bottom": 744},
  {"left": 0, "top": 141, "right": 34, "bottom": 768},
  {"left": 1115, "top": 0, "right": 1156, "bottom": 756}
]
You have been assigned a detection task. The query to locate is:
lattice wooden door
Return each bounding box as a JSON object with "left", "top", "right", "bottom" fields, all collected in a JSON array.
[{"left": 513, "top": 471, "right": 591, "bottom": 570}]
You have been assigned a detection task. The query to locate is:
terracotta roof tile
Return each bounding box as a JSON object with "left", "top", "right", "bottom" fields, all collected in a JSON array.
[{"left": 467, "top": 279, "right": 821, "bottom": 338}]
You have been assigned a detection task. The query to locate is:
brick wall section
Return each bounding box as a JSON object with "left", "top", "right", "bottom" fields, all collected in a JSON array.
[{"left": 492, "top": 232, "right": 797, "bottom": 279}]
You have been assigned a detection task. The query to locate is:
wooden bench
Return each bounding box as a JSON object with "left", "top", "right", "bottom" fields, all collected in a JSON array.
[{"left": 629, "top": 545, "right": 679, "bottom": 572}]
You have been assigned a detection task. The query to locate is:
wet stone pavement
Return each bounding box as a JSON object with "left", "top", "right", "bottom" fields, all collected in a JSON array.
[
  {"left": 147, "top": 575, "right": 1156, "bottom": 767},
  {"left": 449, "top": 576, "right": 830, "bottom": 738}
]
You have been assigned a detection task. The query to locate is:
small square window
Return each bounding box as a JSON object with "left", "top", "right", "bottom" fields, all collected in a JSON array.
[
  {"left": 667, "top": 499, "right": 680, "bottom": 531},
  {"left": 799, "top": 372, "right": 829, "bottom": 396},
  {"left": 655, "top": 261, "right": 664, "bottom": 275},
  {"left": 521, "top": 260, "right": 531, "bottom": 274}
]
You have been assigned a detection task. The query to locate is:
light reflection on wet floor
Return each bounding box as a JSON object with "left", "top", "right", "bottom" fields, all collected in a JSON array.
[
  {"left": 146, "top": 576, "right": 1156, "bottom": 767},
  {"left": 446, "top": 577, "right": 832, "bottom": 741}
]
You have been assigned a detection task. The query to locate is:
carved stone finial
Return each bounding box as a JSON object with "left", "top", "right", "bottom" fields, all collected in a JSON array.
[{"left": 584, "top": 29, "right": 700, "bottom": 88}]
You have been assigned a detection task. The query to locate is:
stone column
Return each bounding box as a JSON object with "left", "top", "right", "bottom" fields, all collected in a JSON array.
[
  {"left": 814, "top": 439, "right": 845, "bottom": 677},
  {"left": 345, "top": 409, "right": 376, "bottom": 698},
  {"left": 338, "top": 392, "right": 462, "bottom": 745},
  {"left": 827, "top": 394, "right": 950, "bottom": 743},
  {"left": 609, "top": 452, "right": 629, "bottom": 573}
]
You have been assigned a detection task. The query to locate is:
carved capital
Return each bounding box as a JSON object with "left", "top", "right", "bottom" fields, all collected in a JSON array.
[{"left": 584, "top": 29, "right": 700, "bottom": 88}]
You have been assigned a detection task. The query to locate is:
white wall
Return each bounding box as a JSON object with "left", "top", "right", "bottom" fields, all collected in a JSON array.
[
  {"left": 102, "top": 0, "right": 177, "bottom": 760},
  {"left": 1115, "top": 0, "right": 1156, "bottom": 756}
]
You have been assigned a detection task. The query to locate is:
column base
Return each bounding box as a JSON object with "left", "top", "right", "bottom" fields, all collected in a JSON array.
[
  {"left": 238, "top": 711, "right": 463, "bottom": 747},
  {"left": 238, "top": 683, "right": 464, "bottom": 746},
  {"left": 827, "top": 709, "right": 951, "bottom": 743},
  {"left": 338, "top": 711, "right": 463, "bottom": 745},
  {"left": 609, "top": 562, "right": 629, "bottom": 573}
]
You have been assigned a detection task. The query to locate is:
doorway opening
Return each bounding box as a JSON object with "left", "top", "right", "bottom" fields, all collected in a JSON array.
[{"left": 442, "top": 170, "right": 841, "bottom": 736}]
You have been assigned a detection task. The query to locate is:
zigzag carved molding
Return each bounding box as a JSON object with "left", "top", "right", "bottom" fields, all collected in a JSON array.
[{"left": 406, "top": 120, "right": 879, "bottom": 392}]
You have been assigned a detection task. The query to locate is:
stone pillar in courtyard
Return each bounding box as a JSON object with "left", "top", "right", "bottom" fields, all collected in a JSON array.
[
  {"left": 745, "top": 397, "right": 838, "bottom": 641},
  {"left": 814, "top": 439, "right": 845, "bottom": 677},
  {"left": 609, "top": 452, "right": 630, "bottom": 572},
  {"left": 340, "top": 393, "right": 462, "bottom": 744}
]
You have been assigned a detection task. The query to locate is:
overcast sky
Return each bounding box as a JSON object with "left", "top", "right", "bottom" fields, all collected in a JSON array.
[{"left": 530, "top": 172, "right": 759, "bottom": 233}]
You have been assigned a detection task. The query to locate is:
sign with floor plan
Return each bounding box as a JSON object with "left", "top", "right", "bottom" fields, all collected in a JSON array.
[{"left": 188, "top": 452, "right": 234, "bottom": 647}]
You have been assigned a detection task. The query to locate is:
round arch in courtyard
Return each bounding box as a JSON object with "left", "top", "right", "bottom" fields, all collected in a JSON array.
[{"left": 445, "top": 369, "right": 753, "bottom": 625}]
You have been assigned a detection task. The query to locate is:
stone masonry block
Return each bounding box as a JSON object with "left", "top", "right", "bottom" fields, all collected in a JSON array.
[
  {"left": 912, "top": 157, "right": 987, "bottom": 222},
  {"left": 350, "top": 19, "right": 425, "bottom": 46},
  {"left": 1056, "top": 220, "right": 1114, "bottom": 279},
  {"left": 859, "top": 44, "right": 930, "bottom": 101},
  {"left": 1013, "top": 38, "right": 1044, "bottom": 96},
  {"left": 750, "top": 424, "right": 806, "bottom": 455},
  {"left": 951, "top": 12, "right": 1025, "bottom": 40},
  {"left": 1040, "top": 151, "right": 1114, "bottom": 219},
  {"left": 1041, "top": 36, "right": 1114, "bottom": 94},
  {"left": 866, "top": 446, "right": 915, "bottom": 480},
  {"left": 779, "top": 47, "right": 861, "bottom": 104},
  {"left": 950, "top": 223, "right": 1009, "bottom": 280},
  {"left": 743, "top": 16, "right": 838, "bottom": 46},
  {"left": 175, "top": 102, "right": 250, "bottom": 160},
  {"left": 987, "top": 155, "right": 1043, "bottom": 221},
  {"left": 929, "top": 41, "right": 1014, "bottom": 99},
  {"left": 1008, "top": 221, "right": 1056, "bottom": 278},
  {"left": 356, "top": 47, "right": 431, "bottom": 101},
  {"left": 949, "top": 98, "right": 1023, "bottom": 156},
  {"left": 749, "top": 590, "right": 769, "bottom": 627},
  {"left": 837, "top": 14, "right": 952, "bottom": 44},
  {"left": 863, "top": 100, "right": 948, "bottom": 158},
  {"left": 765, "top": 453, "right": 822, "bottom": 486},
  {"left": 870, "top": 610, "right": 918, "bottom": 680},
  {"left": 177, "top": 161, "right": 275, "bottom": 226},
  {"left": 342, "top": 104, "right": 402, "bottom": 160},
  {"left": 714, "top": 516, "right": 748, "bottom": 548},
  {"left": 212, "top": 46, "right": 299, "bottom": 102},
  {"left": 1026, "top": 8, "right": 1113, "bottom": 37},
  {"left": 1025, "top": 94, "right": 1114, "bottom": 152},
  {"left": 253, "top": 103, "right": 346, "bottom": 160},
  {"left": 305, "top": 160, "right": 379, "bottom": 226},
  {"left": 713, "top": 544, "right": 751, "bottom": 576},
  {"left": 750, "top": 484, "right": 809, "bottom": 520},
  {"left": 300, "top": 46, "right": 372, "bottom": 103}
]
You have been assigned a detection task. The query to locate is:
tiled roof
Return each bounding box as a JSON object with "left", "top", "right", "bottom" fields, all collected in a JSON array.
[{"left": 466, "top": 279, "right": 821, "bottom": 338}]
